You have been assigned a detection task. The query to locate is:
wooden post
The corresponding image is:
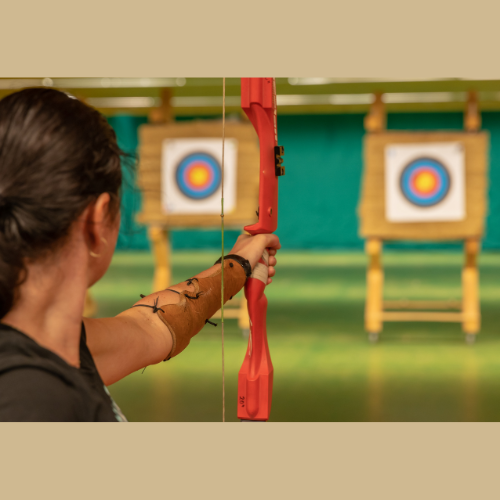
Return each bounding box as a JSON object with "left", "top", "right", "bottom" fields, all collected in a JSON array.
[
  {"left": 148, "top": 88, "right": 173, "bottom": 124},
  {"left": 364, "top": 95, "right": 385, "bottom": 342},
  {"left": 238, "top": 294, "right": 250, "bottom": 337},
  {"left": 364, "top": 93, "right": 386, "bottom": 133},
  {"left": 462, "top": 238, "right": 481, "bottom": 340},
  {"left": 146, "top": 90, "right": 174, "bottom": 293},
  {"left": 83, "top": 290, "right": 98, "bottom": 317},
  {"left": 365, "top": 238, "right": 383, "bottom": 339},
  {"left": 464, "top": 90, "right": 481, "bottom": 132},
  {"left": 148, "top": 226, "right": 171, "bottom": 292},
  {"left": 238, "top": 229, "right": 250, "bottom": 336},
  {"left": 463, "top": 92, "right": 481, "bottom": 342}
]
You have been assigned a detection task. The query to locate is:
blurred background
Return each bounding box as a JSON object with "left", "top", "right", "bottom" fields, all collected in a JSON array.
[{"left": 4, "top": 77, "right": 500, "bottom": 421}]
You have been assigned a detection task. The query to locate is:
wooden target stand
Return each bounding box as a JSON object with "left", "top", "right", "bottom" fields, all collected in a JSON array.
[
  {"left": 358, "top": 92, "right": 489, "bottom": 344},
  {"left": 133, "top": 92, "right": 261, "bottom": 335}
]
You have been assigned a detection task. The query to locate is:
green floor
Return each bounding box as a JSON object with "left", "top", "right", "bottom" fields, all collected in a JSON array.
[{"left": 92, "top": 250, "right": 500, "bottom": 421}]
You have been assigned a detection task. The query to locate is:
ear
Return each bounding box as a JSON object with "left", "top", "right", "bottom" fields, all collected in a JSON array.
[{"left": 83, "top": 193, "right": 111, "bottom": 253}]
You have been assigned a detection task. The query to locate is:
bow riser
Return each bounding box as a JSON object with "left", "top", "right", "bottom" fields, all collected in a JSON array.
[{"left": 237, "top": 78, "right": 283, "bottom": 421}]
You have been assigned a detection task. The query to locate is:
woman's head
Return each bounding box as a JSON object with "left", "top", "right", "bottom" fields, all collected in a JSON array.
[{"left": 0, "top": 88, "right": 124, "bottom": 318}]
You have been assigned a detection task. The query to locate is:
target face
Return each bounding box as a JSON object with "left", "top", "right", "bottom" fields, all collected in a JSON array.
[
  {"left": 175, "top": 152, "right": 221, "bottom": 200},
  {"left": 161, "top": 138, "right": 237, "bottom": 215},
  {"left": 400, "top": 158, "right": 451, "bottom": 208},
  {"left": 385, "top": 142, "right": 465, "bottom": 223}
]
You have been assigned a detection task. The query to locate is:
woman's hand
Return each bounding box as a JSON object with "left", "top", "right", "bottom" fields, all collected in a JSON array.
[{"left": 229, "top": 233, "right": 281, "bottom": 284}]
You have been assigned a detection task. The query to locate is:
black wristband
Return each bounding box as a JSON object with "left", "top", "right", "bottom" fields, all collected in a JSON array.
[{"left": 214, "top": 254, "right": 252, "bottom": 278}]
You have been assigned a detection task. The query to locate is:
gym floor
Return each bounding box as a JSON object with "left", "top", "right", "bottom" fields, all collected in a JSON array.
[{"left": 94, "top": 250, "right": 500, "bottom": 421}]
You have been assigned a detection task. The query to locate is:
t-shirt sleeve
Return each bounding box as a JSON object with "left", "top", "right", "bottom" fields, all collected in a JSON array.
[{"left": 0, "top": 368, "right": 82, "bottom": 422}]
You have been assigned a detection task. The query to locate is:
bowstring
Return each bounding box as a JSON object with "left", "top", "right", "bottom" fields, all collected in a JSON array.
[{"left": 221, "top": 77, "right": 226, "bottom": 423}]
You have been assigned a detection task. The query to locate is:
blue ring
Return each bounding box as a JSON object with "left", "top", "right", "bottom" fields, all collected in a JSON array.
[
  {"left": 399, "top": 158, "right": 451, "bottom": 207},
  {"left": 175, "top": 152, "right": 221, "bottom": 200}
]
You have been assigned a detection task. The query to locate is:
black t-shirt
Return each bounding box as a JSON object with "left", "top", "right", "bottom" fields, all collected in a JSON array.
[{"left": 0, "top": 322, "right": 127, "bottom": 422}]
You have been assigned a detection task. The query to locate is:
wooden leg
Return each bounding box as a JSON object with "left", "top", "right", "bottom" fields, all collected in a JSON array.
[
  {"left": 238, "top": 229, "right": 251, "bottom": 337},
  {"left": 365, "top": 239, "right": 383, "bottom": 337},
  {"left": 83, "top": 290, "right": 98, "bottom": 317},
  {"left": 148, "top": 226, "right": 171, "bottom": 293},
  {"left": 462, "top": 239, "right": 481, "bottom": 336},
  {"left": 238, "top": 294, "right": 250, "bottom": 338}
]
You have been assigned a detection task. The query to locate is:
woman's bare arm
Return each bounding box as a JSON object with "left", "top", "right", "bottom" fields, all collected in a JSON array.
[
  {"left": 84, "top": 264, "right": 216, "bottom": 385},
  {"left": 84, "top": 234, "right": 280, "bottom": 386}
]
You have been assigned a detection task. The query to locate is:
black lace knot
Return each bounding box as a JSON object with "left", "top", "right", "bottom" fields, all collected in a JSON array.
[{"left": 132, "top": 296, "right": 165, "bottom": 314}]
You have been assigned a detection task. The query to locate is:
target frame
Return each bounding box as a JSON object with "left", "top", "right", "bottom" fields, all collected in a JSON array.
[{"left": 359, "top": 131, "right": 488, "bottom": 241}]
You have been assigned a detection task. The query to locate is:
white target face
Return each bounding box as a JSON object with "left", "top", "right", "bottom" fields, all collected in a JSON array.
[
  {"left": 161, "top": 138, "right": 237, "bottom": 215},
  {"left": 385, "top": 142, "right": 466, "bottom": 223}
]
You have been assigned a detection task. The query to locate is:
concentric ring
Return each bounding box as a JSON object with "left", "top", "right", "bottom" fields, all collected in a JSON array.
[
  {"left": 175, "top": 152, "right": 222, "bottom": 200},
  {"left": 399, "top": 157, "right": 451, "bottom": 207}
]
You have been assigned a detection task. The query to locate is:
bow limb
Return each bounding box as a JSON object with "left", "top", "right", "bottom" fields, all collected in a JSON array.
[{"left": 237, "top": 78, "right": 284, "bottom": 422}]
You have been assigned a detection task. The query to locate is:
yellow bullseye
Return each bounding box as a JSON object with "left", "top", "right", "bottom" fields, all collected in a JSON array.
[
  {"left": 188, "top": 164, "right": 210, "bottom": 187},
  {"left": 414, "top": 171, "right": 437, "bottom": 194}
]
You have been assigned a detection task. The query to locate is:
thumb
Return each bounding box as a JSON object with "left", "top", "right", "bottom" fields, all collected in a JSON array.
[{"left": 257, "top": 233, "right": 281, "bottom": 251}]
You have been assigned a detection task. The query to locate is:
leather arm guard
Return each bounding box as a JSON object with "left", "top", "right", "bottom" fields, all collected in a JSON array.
[{"left": 158, "top": 259, "right": 247, "bottom": 360}]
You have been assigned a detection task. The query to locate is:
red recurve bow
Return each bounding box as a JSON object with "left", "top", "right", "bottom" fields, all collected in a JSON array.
[{"left": 237, "top": 77, "right": 285, "bottom": 422}]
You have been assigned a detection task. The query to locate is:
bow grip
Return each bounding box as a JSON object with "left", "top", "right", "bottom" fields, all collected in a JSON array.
[{"left": 238, "top": 250, "right": 274, "bottom": 421}]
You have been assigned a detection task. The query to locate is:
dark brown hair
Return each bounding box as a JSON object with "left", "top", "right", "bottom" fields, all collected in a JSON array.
[{"left": 0, "top": 88, "right": 124, "bottom": 318}]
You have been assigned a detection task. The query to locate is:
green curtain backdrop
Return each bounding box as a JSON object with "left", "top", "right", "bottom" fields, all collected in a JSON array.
[{"left": 108, "top": 112, "right": 500, "bottom": 252}]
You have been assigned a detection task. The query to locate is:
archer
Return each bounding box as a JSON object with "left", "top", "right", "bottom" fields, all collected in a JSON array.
[{"left": 0, "top": 88, "right": 280, "bottom": 422}]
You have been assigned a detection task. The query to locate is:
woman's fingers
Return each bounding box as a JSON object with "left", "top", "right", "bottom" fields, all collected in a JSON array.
[
  {"left": 259, "top": 233, "right": 281, "bottom": 251},
  {"left": 229, "top": 233, "right": 281, "bottom": 270}
]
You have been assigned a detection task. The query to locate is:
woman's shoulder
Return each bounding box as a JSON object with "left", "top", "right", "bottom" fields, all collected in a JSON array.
[
  {"left": 0, "top": 323, "right": 80, "bottom": 382},
  {"left": 0, "top": 323, "right": 97, "bottom": 421},
  {"left": 0, "top": 323, "right": 123, "bottom": 422},
  {"left": 0, "top": 366, "right": 83, "bottom": 421}
]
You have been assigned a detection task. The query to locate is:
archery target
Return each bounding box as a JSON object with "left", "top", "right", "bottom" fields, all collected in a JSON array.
[
  {"left": 175, "top": 152, "right": 221, "bottom": 200},
  {"left": 385, "top": 142, "right": 465, "bottom": 222},
  {"left": 161, "top": 138, "right": 237, "bottom": 214},
  {"left": 400, "top": 158, "right": 450, "bottom": 207}
]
